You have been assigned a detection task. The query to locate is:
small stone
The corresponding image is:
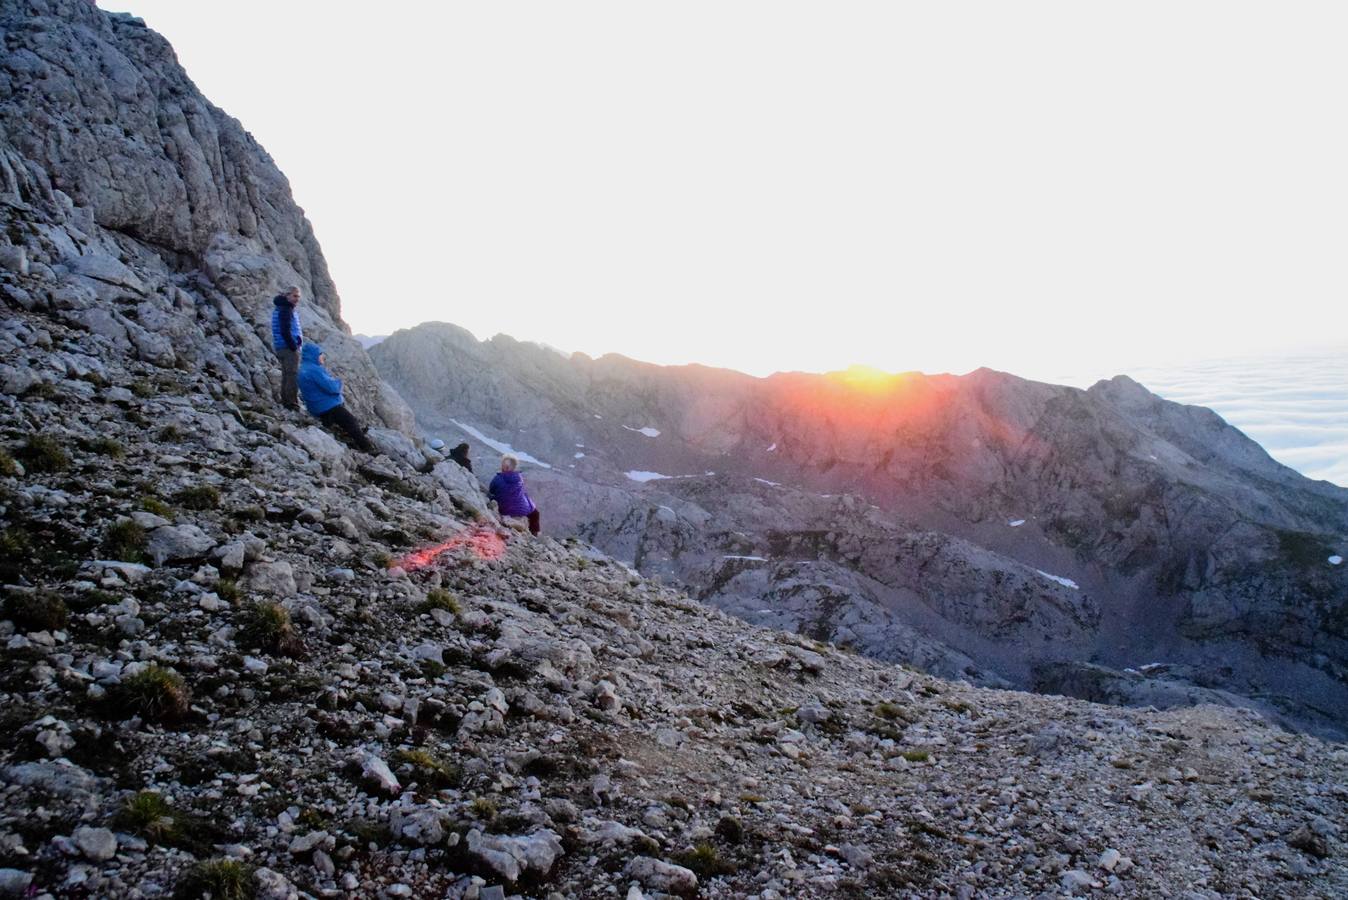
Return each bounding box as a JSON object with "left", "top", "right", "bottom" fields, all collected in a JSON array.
[
  {"left": 0, "top": 869, "right": 34, "bottom": 895},
  {"left": 146, "top": 524, "right": 215, "bottom": 567},
  {"left": 72, "top": 826, "right": 117, "bottom": 862},
  {"left": 1060, "top": 869, "right": 1099, "bottom": 892},
  {"left": 624, "top": 856, "right": 698, "bottom": 894},
  {"left": 1098, "top": 848, "right": 1121, "bottom": 871},
  {"left": 360, "top": 753, "right": 401, "bottom": 794},
  {"left": 594, "top": 680, "right": 621, "bottom": 712},
  {"left": 288, "top": 831, "right": 329, "bottom": 854},
  {"left": 1288, "top": 823, "right": 1329, "bottom": 859}
]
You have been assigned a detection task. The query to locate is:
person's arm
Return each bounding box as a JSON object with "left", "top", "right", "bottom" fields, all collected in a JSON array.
[
  {"left": 317, "top": 368, "right": 343, "bottom": 403},
  {"left": 293, "top": 310, "right": 304, "bottom": 348},
  {"left": 281, "top": 307, "right": 301, "bottom": 350}
]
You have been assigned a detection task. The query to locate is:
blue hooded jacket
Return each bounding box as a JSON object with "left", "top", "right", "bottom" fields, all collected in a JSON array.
[
  {"left": 488, "top": 470, "right": 536, "bottom": 517},
  {"left": 271, "top": 295, "right": 303, "bottom": 351},
  {"left": 297, "top": 343, "right": 344, "bottom": 416}
]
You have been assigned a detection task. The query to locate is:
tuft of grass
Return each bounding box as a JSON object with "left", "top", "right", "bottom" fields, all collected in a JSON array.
[
  {"left": 139, "top": 495, "right": 173, "bottom": 519},
  {"left": 115, "top": 791, "right": 181, "bottom": 844},
  {"left": 233, "top": 505, "right": 266, "bottom": 523},
  {"left": 158, "top": 424, "right": 181, "bottom": 441},
  {"left": 714, "top": 815, "right": 744, "bottom": 845},
  {"left": 174, "top": 860, "right": 254, "bottom": 900},
  {"left": 173, "top": 484, "right": 221, "bottom": 510},
  {"left": 673, "top": 842, "right": 738, "bottom": 877},
  {"left": 469, "top": 797, "right": 497, "bottom": 820},
  {"left": 117, "top": 665, "right": 191, "bottom": 723},
  {"left": 900, "top": 749, "right": 930, "bottom": 763},
  {"left": 394, "top": 749, "right": 461, "bottom": 789},
  {"left": 419, "top": 588, "right": 462, "bottom": 617},
  {"left": 215, "top": 579, "right": 243, "bottom": 604},
  {"left": 0, "top": 448, "right": 17, "bottom": 476},
  {"left": 103, "top": 520, "right": 147, "bottom": 563},
  {"left": 17, "top": 434, "right": 69, "bottom": 473},
  {"left": 0, "top": 528, "right": 32, "bottom": 562},
  {"left": 83, "top": 436, "right": 125, "bottom": 459},
  {"left": 370, "top": 551, "right": 392, "bottom": 569},
  {"left": 239, "top": 601, "right": 302, "bottom": 656},
  {"left": 4, "top": 591, "right": 69, "bottom": 632},
  {"left": 874, "top": 702, "right": 904, "bottom": 720},
  {"left": 130, "top": 380, "right": 155, "bottom": 399}
]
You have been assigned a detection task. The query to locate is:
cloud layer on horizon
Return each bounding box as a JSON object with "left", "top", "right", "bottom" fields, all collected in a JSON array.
[{"left": 1130, "top": 351, "right": 1348, "bottom": 488}]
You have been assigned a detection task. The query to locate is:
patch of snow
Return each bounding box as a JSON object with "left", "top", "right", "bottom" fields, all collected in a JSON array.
[
  {"left": 575, "top": 443, "right": 585, "bottom": 448},
  {"left": 724, "top": 555, "right": 767, "bottom": 562},
  {"left": 593, "top": 414, "right": 602, "bottom": 419},
  {"left": 449, "top": 419, "right": 552, "bottom": 469},
  {"left": 658, "top": 505, "right": 675, "bottom": 514},
  {"left": 626, "top": 470, "right": 712, "bottom": 483},
  {"left": 574, "top": 452, "right": 585, "bottom": 458},
  {"left": 1035, "top": 569, "right": 1079, "bottom": 590},
  {"left": 1149, "top": 454, "right": 1159, "bottom": 461},
  {"left": 1008, "top": 519, "right": 1026, "bottom": 527},
  {"left": 1330, "top": 555, "right": 1344, "bottom": 566},
  {"left": 766, "top": 443, "right": 777, "bottom": 452},
  {"left": 623, "top": 425, "right": 661, "bottom": 438},
  {"left": 754, "top": 478, "right": 782, "bottom": 487}
]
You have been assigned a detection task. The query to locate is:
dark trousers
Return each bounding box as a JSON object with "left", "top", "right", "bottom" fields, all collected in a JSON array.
[
  {"left": 319, "top": 404, "right": 376, "bottom": 454},
  {"left": 527, "top": 509, "right": 540, "bottom": 535},
  {"left": 275, "top": 347, "right": 299, "bottom": 409}
]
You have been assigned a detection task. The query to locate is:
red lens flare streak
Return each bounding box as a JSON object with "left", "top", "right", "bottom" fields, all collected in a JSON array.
[{"left": 395, "top": 525, "right": 508, "bottom": 571}]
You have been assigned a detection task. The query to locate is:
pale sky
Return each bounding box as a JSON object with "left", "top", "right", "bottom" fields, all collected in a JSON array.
[{"left": 102, "top": 1, "right": 1346, "bottom": 382}]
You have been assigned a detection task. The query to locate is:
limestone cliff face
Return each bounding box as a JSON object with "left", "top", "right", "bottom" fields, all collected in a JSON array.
[
  {"left": 0, "top": 0, "right": 413, "bottom": 429},
  {"left": 373, "top": 322, "right": 1348, "bottom": 737}
]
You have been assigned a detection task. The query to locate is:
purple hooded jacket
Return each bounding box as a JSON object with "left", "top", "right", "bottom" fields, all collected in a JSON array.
[{"left": 488, "top": 470, "right": 536, "bottom": 517}]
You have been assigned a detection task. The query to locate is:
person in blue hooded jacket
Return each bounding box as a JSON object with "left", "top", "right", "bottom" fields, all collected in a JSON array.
[
  {"left": 298, "top": 343, "right": 377, "bottom": 454},
  {"left": 489, "top": 455, "right": 540, "bottom": 535},
  {"left": 270, "top": 286, "right": 303, "bottom": 410}
]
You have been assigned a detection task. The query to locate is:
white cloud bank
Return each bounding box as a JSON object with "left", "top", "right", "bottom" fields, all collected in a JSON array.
[{"left": 1130, "top": 349, "right": 1348, "bottom": 488}]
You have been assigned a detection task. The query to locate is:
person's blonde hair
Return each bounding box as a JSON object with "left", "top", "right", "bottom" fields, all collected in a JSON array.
[{"left": 500, "top": 454, "right": 518, "bottom": 472}]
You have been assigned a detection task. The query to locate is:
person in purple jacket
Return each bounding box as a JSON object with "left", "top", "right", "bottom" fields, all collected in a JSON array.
[{"left": 488, "top": 455, "right": 540, "bottom": 535}]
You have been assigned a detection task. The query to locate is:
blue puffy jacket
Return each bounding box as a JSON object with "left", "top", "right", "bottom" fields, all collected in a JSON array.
[
  {"left": 489, "top": 471, "right": 536, "bottom": 517},
  {"left": 297, "top": 343, "right": 343, "bottom": 416},
  {"left": 271, "top": 295, "right": 303, "bottom": 351}
]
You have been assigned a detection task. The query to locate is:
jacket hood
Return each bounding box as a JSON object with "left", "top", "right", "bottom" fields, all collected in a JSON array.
[
  {"left": 273, "top": 295, "right": 294, "bottom": 308},
  {"left": 496, "top": 470, "right": 523, "bottom": 484},
  {"left": 301, "top": 343, "right": 323, "bottom": 364}
]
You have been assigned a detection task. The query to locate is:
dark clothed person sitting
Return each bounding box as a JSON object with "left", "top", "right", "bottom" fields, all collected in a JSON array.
[
  {"left": 298, "top": 343, "right": 376, "bottom": 454},
  {"left": 488, "top": 455, "right": 540, "bottom": 535},
  {"left": 449, "top": 442, "right": 472, "bottom": 472}
]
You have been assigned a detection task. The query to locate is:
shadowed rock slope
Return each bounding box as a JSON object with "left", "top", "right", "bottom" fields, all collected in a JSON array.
[
  {"left": 372, "top": 323, "right": 1348, "bottom": 739},
  {"left": 2, "top": 308, "right": 1347, "bottom": 897}
]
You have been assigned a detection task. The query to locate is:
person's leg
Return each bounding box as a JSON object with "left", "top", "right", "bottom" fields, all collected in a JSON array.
[
  {"left": 527, "top": 509, "right": 540, "bottom": 536},
  {"left": 276, "top": 348, "right": 299, "bottom": 409},
  {"left": 320, "top": 405, "right": 377, "bottom": 454}
]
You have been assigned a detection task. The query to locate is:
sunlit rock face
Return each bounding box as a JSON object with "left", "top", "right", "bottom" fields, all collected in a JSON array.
[
  {"left": 374, "top": 323, "right": 1348, "bottom": 738},
  {"left": 0, "top": 0, "right": 412, "bottom": 429}
]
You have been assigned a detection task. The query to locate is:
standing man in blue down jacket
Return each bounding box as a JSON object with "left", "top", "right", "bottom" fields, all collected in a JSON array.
[
  {"left": 297, "top": 343, "right": 378, "bottom": 454},
  {"left": 271, "top": 285, "right": 303, "bottom": 410}
]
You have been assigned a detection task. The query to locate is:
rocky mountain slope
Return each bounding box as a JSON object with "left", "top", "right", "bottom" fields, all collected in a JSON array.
[
  {"left": 371, "top": 323, "right": 1348, "bottom": 739},
  {"left": 0, "top": 2, "right": 1345, "bottom": 898}
]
